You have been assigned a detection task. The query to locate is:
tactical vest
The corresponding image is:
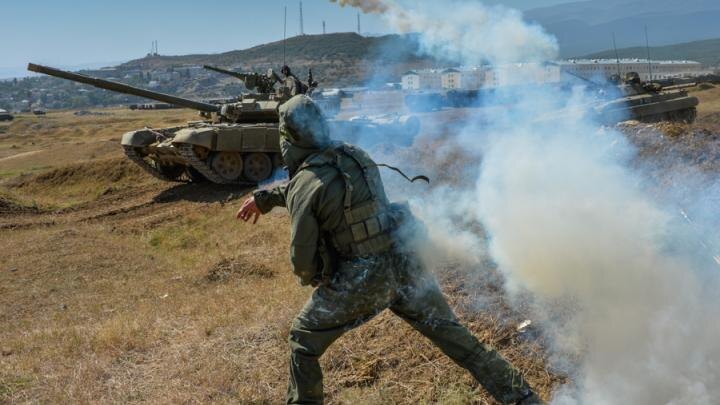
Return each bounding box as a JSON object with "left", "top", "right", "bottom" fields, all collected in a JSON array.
[{"left": 296, "top": 143, "right": 398, "bottom": 257}]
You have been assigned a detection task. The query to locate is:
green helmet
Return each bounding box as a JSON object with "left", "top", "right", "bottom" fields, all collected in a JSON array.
[{"left": 278, "top": 95, "right": 330, "bottom": 149}]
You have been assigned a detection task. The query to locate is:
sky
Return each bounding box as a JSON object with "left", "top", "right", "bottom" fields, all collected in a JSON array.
[{"left": 0, "top": 0, "right": 576, "bottom": 77}]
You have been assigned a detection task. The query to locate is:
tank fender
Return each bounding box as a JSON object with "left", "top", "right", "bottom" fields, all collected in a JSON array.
[
  {"left": 172, "top": 127, "right": 217, "bottom": 149},
  {"left": 121, "top": 129, "right": 159, "bottom": 146},
  {"left": 629, "top": 96, "right": 700, "bottom": 116}
]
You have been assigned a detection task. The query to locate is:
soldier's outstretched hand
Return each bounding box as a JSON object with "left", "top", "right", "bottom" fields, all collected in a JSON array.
[{"left": 236, "top": 196, "right": 262, "bottom": 224}]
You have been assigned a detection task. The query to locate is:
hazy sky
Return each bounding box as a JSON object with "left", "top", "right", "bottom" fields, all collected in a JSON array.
[{"left": 1, "top": 0, "right": 576, "bottom": 70}]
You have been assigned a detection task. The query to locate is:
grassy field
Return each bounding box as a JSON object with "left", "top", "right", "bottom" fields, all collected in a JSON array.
[{"left": 1, "top": 88, "right": 719, "bottom": 403}]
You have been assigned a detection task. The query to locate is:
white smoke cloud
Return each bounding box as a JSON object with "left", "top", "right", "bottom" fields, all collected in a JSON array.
[
  {"left": 335, "top": 0, "right": 558, "bottom": 65},
  {"left": 334, "top": 0, "right": 720, "bottom": 403},
  {"left": 476, "top": 115, "right": 720, "bottom": 404}
]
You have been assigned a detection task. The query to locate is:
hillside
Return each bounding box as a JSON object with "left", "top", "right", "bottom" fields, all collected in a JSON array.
[
  {"left": 577, "top": 38, "right": 720, "bottom": 66},
  {"left": 525, "top": 0, "right": 720, "bottom": 57},
  {"left": 120, "top": 32, "right": 440, "bottom": 87},
  {"left": 1, "top": 33, "right": 444, "bottom": 112}
]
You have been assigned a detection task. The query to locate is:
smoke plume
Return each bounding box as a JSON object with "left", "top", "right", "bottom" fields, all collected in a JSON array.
[
  {"left": 330, "top": 0, "right": 388, "bottom": 13},
  {"left": 334, "top": 0, "right": 720, "bottom": 403},
  {"left": 334, "top": 0, "right": 558, "bottom": 65}
]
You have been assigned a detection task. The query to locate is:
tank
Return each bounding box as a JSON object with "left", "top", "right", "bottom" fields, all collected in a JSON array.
[
  {"left": 28, "top": 63, "right": 421, "bottom": 185},
  {"left": 593, "top": 72, "right": 699, "bottom": 124},
  {"left": 29, "top": 63, "right": 287, "bottom": 185}
]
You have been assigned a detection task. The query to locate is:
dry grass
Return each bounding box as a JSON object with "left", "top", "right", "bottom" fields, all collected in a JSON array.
[
  {"left": 0, "top": 108, "right": 563, "bottom": 404},
  {"left": 691, "top": 85, "right": 720, "bottom": 132},
  {"left": 3, "top": 93, "right": 720, "bottom": 404}
]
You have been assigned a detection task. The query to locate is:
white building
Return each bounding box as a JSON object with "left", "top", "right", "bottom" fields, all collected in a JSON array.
[
  {"left": 441, "top": 67, "right": 487, "bottom": 90},
  {"left": 402, "top": 64, "right": 559, "bottom": 91},
  {"left": 440, "top": 68, "right": 461, "bottom": 89},
  {"left": 485, "top": 63, "right": 561, "bottom": 87},
  {"left": 559, "top": 59, "right": 704, "bottom": 81},
  {"left": 401, "top": 69, "right": 443, "bottom": 91}
]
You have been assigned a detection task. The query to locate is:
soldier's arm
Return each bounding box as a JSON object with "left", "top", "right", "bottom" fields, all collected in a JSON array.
[
  {"left": 237, "top": 185, "right": 288, "bottom": 224},
  {"left": 253, "top": 185, "right": 288, "bottom": 213},
  {"left": 286, "top": 175, "right": 322, "bottom": 286}
]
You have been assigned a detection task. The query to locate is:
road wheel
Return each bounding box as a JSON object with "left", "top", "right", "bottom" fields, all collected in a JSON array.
[
  {"left": 243, "top": 152, "right": 273, "bottom": 182},
  {"left": 684, "top": 108, "right": 697, "bottom": 124},
  {"left": 210, "top": 152, "right": 243, "bottom": 182}
]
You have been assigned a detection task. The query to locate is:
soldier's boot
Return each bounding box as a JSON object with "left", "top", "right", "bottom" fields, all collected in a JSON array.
[{"left": 287, "top": 325, "right": 342, "bottom": 405}]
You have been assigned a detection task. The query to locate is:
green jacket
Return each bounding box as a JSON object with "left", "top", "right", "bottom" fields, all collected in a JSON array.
[
  {"left": 254, "top": 144, "right": 385, "bottom": 285},
  {"left": 254, "top": 95, "right": 395, "bottom": 286}
]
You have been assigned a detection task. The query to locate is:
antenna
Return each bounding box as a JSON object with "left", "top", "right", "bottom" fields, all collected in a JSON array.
[
  {"left": 299, "top": 1, "right": 304, "bottom": 36},
  {"left": 357, "top": 12, "right": 361, "bottom": 34},
  {"left": 283, "top": 5, "right": 287, "bottom": 65},
  {"left": 645, "top": 26, "right": 653, "bottom": 80},
  {"left": 612, "top": 33, "right": 621, "bottom": 77},
  {"left": 323, "top": 20, "right": 326, "bottom": 35}
]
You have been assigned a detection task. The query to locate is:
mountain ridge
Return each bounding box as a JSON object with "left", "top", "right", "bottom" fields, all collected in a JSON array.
[
  {"left": 118, "top": 33, "right": 439, "bottom": 87},
  {"left": 578, "top": 38, "right": 720, "bottom": 67},
  {"left": 525, "top": 0, "right": 720, "bottom": 56}
]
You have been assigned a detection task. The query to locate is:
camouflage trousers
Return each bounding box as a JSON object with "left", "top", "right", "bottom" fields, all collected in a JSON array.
[{"left": 286, "top": 251, "right": 532, "bottom": 404}]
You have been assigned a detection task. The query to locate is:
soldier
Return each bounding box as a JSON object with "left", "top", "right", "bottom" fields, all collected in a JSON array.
[
  {"left": 236, "top": 95, "right": 542, "bottom": 405},
  {"left": 280, "top": 65, "right": 308, "bottom": 97}
]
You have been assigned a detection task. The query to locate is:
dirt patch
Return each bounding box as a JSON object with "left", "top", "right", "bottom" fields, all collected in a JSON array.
[
  {"left": 0, "top": 186, "right": 42, "bottom": 215},
  {"left": 206, "top": 257, "right": 276, "bottom": 281},
  {"left": 0, "top": 195, "right": 40, "bottom": 215},
  {"left": 9, "top": 157, "right": 145, "bottom": 189}
]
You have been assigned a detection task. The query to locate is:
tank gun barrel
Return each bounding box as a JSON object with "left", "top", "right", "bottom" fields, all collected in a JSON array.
[
  {"left": 27, "top": 63, "right": 220, "bottom": 113},
  {"left": 203, "top": 65, "right": 246, "bottom": 80},
  {"left": 663, "top": 83, "right": 697, "bottom": 91}
]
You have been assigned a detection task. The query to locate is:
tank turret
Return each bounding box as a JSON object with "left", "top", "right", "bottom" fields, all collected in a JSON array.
[{"left": 203, "top": 65, "right": 277, "bottom": 95}]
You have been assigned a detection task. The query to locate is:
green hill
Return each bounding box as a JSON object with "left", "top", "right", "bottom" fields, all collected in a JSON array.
[
  {"left": 120, "top": 32, "right": 440, "bottom": 87},
  {"left": 578, "top": 38, "right": 720, "bottom": 66}
]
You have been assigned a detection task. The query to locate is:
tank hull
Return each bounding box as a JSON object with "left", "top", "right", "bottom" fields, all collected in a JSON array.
[
  {"left": 121, "top": 123, "right": 283, "bottom": 185},
  {"left": 596, "top": 90, "right": 699, "bottom": 125},
  {"left": 120, "top": 114, "right": 421, "bottom": 184}
]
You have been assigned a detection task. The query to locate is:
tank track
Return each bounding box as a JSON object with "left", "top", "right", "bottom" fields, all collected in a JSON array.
[
  {"left": 176, "top": 143, "right": 253, "bottom": 186},
  {"left": 122, "top": 145, "right": 181, "bottom": 182}
]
